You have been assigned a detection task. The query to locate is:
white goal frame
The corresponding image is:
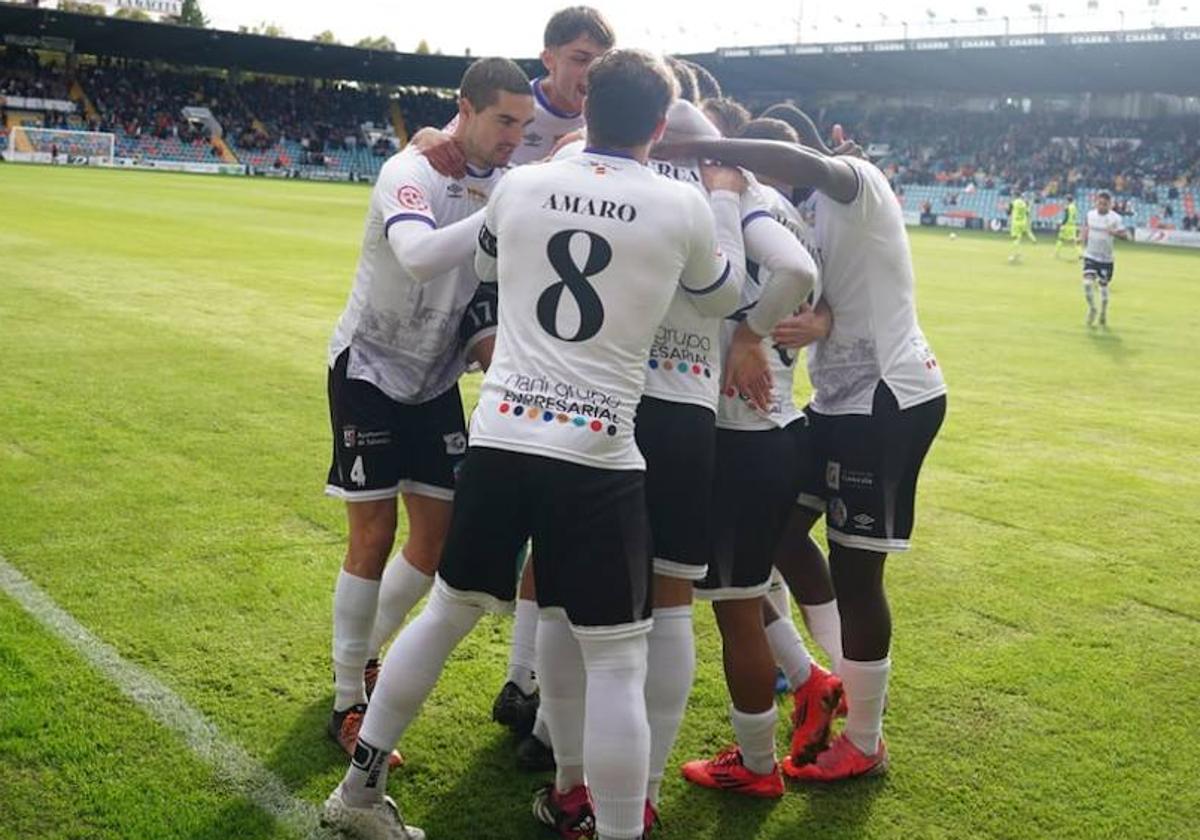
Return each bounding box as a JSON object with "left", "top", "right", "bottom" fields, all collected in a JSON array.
[{"left": 5, "top": 126, "right": 116, "bottom": 165}]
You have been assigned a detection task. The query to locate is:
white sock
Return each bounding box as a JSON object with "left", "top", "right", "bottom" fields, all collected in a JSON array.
[
  {"left": 532, "top": 707, "right": 550, "bottom": 745},
  {"left": 1083, "top": 279, "right": 1096, "bottom": 310},
  {"left": 1099, "top": 283, "right": 1110, "bottom": 314},
  {"left": 766, "top": 568, "right": 791, "bottom": 621},
  {"left": 800, "top": 599, "right": 842, "bottom": 673},
  {"left": 841, "top": 657, "right": 890, "bottom": 755},
  {"left": 579, "top": 633, "right": 650, "bottom": 840},
  {"left": 367, "top": 553, "right": 433, "bottom": 657},
  {"left": 765, "top": 615, "right": 813, "bottom": 691},
  {"left": 340, "top": 580, "right": 482, "bottom": 805},
  {"left": 536, "top": 613, "right": 585, "bottom": 792},
  {"left": 730, "top": 706, "right": 777, "bottom": 775},
  {"left": 644, "top": 606, "right": 695, "bottom": 807},
  {"left": 506, "top": 598, "right": 540, "bottom": 694},
  {"left": 332, "top": 570, "right": 380, "bottom": 711}
]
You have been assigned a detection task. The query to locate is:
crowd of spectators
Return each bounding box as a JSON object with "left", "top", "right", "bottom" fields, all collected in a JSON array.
[
  {"left": 4, "top": 48, "right": 1195, "bottom": 195},
  {"left": 829, "top": 108, "right": 1199, "bottom": 197}
]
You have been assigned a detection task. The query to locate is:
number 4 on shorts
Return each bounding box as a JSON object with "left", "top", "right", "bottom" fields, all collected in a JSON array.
[{"left": 350, "top": 456, "right": 366, "bottom": 487}]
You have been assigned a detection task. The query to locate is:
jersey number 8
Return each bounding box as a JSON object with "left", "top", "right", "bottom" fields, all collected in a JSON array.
[{"left": 537, "top": 229, "right": 611, "bottom": 342}]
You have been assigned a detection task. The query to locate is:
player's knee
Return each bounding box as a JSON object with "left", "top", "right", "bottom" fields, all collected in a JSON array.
[
  {"left": 346, "top": 512, "right": 397, "bottom": 572},
  {"left": 577, "top": 633, "right": 648, "bottom": 678},
  {"left": 400, "top": 536, "right": 444, "bottom": 574}
]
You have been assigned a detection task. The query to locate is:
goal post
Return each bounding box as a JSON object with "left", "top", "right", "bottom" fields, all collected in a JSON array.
[{"left": 5, "top": 126, "right": 116, "bottom": 165}]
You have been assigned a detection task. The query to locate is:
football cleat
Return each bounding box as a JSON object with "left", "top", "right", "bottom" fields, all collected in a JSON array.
[
  {"left": 364, "top": 658, "right": 381, "bottom": 701},
  {"left": 329, "top": 704, "right": 403, "bottom": 769},
  {"left": 492, "top": 680, "right": 540, "bottom": 737},
  {"left": 681, "top": 746, "right": 784, "bottom": 799},
  {"left": 517, "top": 732, "right": 557, "bottom": 772},
  {"left": 788, "top": 664, "right": 844, "bottom": 765},
  {"left": 321, "top": 785, "right": 425, "bottom": 840},
  {"left": 642, "top": 799, "right": 661, "bottom": 838},
  {"left": 531, "top": 783, "right": 595, "bottom": 839},
  {"left": 782, "top": 733, "right": 888, "bottom": 782}
]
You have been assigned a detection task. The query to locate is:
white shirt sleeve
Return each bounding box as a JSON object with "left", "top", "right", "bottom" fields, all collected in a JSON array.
[
  {"left": 679, "top": 188, "right": 744, "bottom": 317},
  {"left": 379, "top": 152, "right": 484, "bottom": 283},
  {"left": 742, "top": 215, "right": 817, "bottom": 336}
]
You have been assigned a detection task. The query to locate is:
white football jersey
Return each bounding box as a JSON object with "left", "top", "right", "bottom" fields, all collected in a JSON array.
[
  {"left": 719, "top": 185, "right": 820, "bottom": 431},
  {"left": 643, "top": 156, "right": 739, "bottom": 411},
  {"left": 808, "top": 156, "right": 946, "bottom": 415},
  {"left": 511, "top": 77, "right": 586, "bottom": 166},
  {"left": 471, "top": 150, "right": 740, "bottom": 470},
  {"left": 329, "top": 148, "right": 503, "bottom": 403},
  {"left": 1084, "top": 208, "right": 1123, "bottom": 263}
]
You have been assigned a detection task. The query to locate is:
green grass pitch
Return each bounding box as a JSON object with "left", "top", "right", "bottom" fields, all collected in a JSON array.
[{"left": 1, "top": 164, "right": 1198, "bottom": 840}]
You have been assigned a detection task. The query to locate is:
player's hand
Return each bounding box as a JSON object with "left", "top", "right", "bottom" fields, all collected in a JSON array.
[
  {"left": 724, "top": 321, "right": 773, "bottom": 413},
  {"left": 770, "top": 303, "right": 830, "bottom": 349},
  {"left": 701, "top": 164, "right": 747, "bottom": 194},
  {"left": 412, "top": 128, "right": 467, "bottom": 179},
  {"left": 830, "top": 123, "right": 867, "bottom": 159},
  {"left": 548, "top": 129, "right": 585, "bottom": 159}
]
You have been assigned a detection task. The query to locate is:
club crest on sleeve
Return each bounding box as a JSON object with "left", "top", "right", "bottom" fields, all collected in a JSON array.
[{"left": 398, "top": 185, "right": 430, "bottom": 212}]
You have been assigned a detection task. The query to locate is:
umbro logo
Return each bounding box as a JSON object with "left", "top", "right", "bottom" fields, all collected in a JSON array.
[
  {"left": 525, "top": 131, "right": 543, "bottom": 145},
  {"left": 446, "top": 183, "right": 464, "bottom": 198}
]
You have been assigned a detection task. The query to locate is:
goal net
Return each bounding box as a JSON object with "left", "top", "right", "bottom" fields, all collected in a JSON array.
[{"left": 5, "top": 126, "right": 116, "bottom": 165}]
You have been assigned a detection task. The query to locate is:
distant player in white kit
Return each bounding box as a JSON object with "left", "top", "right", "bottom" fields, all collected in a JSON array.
[{"left": 1082, "top": 190, "right": 1128, "bottom": 327}]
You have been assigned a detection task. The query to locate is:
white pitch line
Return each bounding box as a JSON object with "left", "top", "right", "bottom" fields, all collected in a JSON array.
[{"left": 0, "top": 554, "right": 328, "bottom": 838}]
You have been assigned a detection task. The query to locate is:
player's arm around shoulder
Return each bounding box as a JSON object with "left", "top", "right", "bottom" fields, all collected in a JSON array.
[
  {"left": 741, "top": 213, "right": 817, "bottom": 336},
  {"left": 677, "top": 177, "right": 744, "bottom": 318}
]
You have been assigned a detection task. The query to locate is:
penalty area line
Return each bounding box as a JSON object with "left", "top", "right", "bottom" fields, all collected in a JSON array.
[{"left": 0, "top": 554, "right": 327, "bottom": 838}]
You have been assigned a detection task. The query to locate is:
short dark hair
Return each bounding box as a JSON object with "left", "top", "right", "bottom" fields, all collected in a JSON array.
[
  {"left": 738, "top": 117, "right": 798, "bottom": 144},
  {"left": 585, "top": 49, "right": 675, "bottom": 149},
  {"left": 702, "top": 97, "right": 751, "bottom": 138},
  {"left": 1097, "top": 190, "right": 1112, "bottom": 200},
  {"left": 664, "top": 56, "right": 698, "bottom": 104},
  {"left": 460, "top": 57, "right": 531, "bottom": 112},
  {"left": 544, "top": 6, "right": 615, "bottom": 49},
  {"left": 759, "top": 102, "right": 829, "bottom": 153},
  {"left": 683, "top": 60, "right": 722, "bottom": 100}
]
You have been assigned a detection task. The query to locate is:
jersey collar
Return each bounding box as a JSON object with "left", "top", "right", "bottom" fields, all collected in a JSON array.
[
  {"left": 582, "top": 146, "right": 639, "bottom": 162},
  {"left": 532, "top": 77, "right": 581, "bottom": 120}
]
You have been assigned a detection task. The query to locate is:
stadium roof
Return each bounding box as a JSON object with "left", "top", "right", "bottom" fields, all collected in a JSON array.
[
  {"left": 3, "top": 5, "right": 1198, "bottom": 96},
  {"left": 0, "top": 5, "right": 489, "bottom": 87},
  {"left": 691, "top": 27, "right": 1200, "bottom": 97}
]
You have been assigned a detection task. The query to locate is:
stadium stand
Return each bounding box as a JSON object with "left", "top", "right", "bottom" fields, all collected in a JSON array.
[{"left": 0, "top": 4, "right": 1195, "bottom": 227}]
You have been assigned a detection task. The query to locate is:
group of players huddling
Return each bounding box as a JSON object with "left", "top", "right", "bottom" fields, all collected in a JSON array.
[{"left": 319, "top": 7, "right": 946, "bottom": 840}]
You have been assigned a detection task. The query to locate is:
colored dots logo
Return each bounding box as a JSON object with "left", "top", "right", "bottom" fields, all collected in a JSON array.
[
  {"left": 704, "top": 369, "right": 712, "bottom": 378},
  {"left": 499, "top": 403, "right": 510, "bottom": 414},
  {"left": 573, "top": 417, "right": 587, "bottom": 427},
  {"left": 556, "top": 413, "right": 570, "bottom": 424},
  {"left": 542, "top": 411, "right": 554, "bottom": 422},
  {"left": 589, "top": 420, "right": 603, "bottom": 432},
  {"left": 692, "top": 364, "right": 702, "bottom": 374},
  {"left": 648, "top": 359, "right": 659, "bottom": 369},
  {"left": 513, "top": 405, "right": 525, "bottom": 416},
  {"left": 528, "top": 410, "right": 539, "bottom": 421},
  {"left": 676, "top": 362, "right": 688, "bottom": 373},
  {"left": 606, "top": 425, "right": 617, "bottom": 436}
]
